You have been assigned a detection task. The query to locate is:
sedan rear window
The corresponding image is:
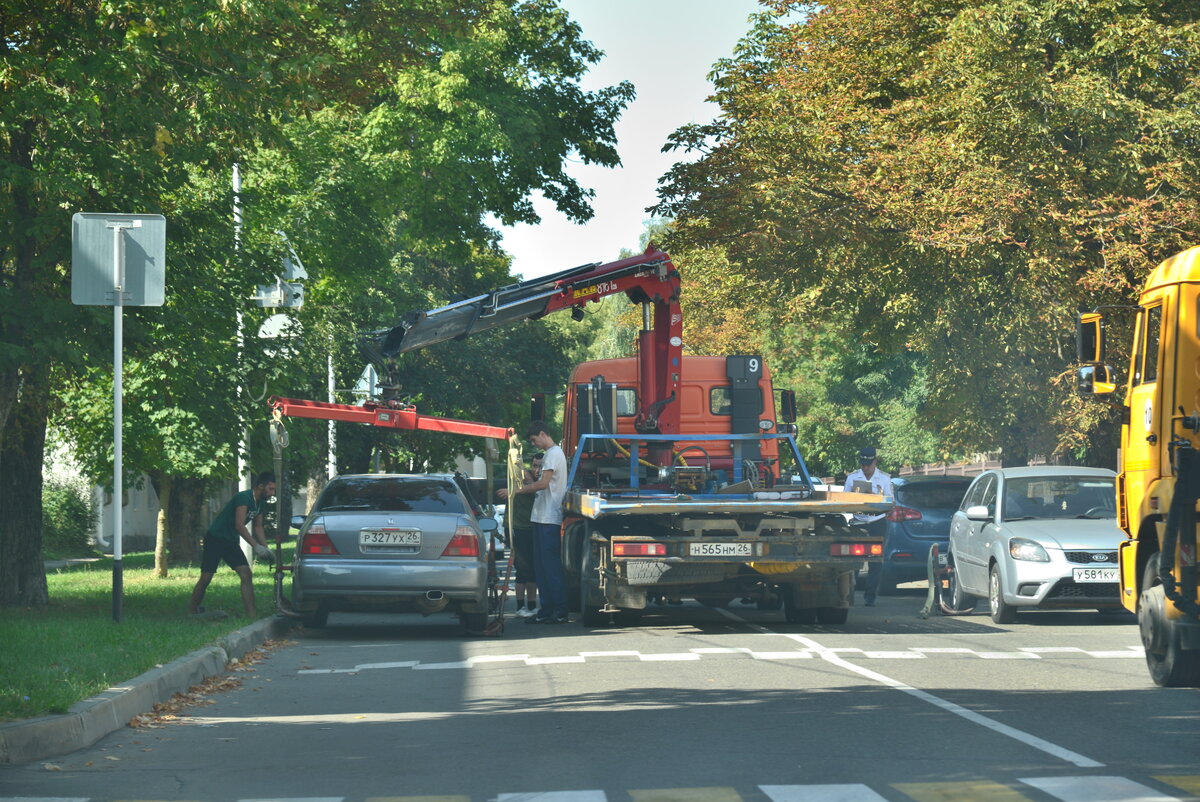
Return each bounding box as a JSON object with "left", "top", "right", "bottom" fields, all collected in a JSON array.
[
  {"left": 316, "top": 477, "right": 466, "bottom": 514},
  {"left": 895, "top": 482, "right": 971, "bottom": 511}
]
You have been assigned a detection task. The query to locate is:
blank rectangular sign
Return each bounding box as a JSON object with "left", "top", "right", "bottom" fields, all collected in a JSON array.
[{"left": 71, "top": 213, "right": 166, "bottom": 306}]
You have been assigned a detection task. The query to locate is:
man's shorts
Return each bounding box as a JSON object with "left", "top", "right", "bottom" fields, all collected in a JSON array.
[
  {"left": 512, "top": 527, "right": 535, "bottom": 584},
  {"left": 200, "top": 535, "right": 249, "bottom": 573}
]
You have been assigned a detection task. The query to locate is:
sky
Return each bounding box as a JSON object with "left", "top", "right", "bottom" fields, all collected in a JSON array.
[{"left": 495, "top": 0, "right": 763, "bottom": 280}]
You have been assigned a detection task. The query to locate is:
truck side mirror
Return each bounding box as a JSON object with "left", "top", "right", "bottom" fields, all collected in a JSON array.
[
  {"left": 1076, "top": 312, "right": 1105, "bottom": 363},
  {"left": 1077, "top": 364, "right": 1116, "bottom": 395},
  {"left": 779, "top": 389, "right": 797, "bottom": 423}
]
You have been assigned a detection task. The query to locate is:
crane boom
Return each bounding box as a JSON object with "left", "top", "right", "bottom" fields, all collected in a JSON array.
[{"left": 368, "top": 246, "right": 683, "bottom": 434}]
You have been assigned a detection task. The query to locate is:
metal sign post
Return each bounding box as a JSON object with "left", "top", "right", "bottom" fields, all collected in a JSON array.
[{"left": 72, "top": 213, "right": 165, "bottom": 623}]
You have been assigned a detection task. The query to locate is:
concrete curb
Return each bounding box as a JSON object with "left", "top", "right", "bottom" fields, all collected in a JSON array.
[{"left": 0, "top": 615, "right": 295, "bottom": 766}]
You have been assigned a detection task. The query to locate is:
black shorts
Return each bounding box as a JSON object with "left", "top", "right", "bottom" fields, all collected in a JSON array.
[
  {"left": 512, "top": 528, "right": 535, "bottom": 584},
  {"left": 200, "top": 536, "right": 249, "bottom": 573}
]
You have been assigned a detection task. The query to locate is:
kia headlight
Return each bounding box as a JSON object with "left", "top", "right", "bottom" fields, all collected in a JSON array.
[{"left": 1009, "top": 537, "right": 1050, "bottom": 562}]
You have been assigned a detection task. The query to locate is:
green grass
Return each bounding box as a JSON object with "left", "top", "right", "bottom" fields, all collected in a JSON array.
[{"left": 0, "top": 549, "right": 291, "bottom": 722}]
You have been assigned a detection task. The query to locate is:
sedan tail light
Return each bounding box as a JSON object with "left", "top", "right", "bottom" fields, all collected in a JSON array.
[
  {"left": 301, "top": 523, "right": 339, "bottom": 555},
  {"left": 441, "top": 526, "right": 480, "bottom": 557},
  {"left": 886, "top": 505, "right": 922, "bottom": 522}
]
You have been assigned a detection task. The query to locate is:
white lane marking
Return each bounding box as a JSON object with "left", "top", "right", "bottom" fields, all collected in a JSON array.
[
  {"left": 527, "top": 656, "right": 587, "bottom": 665},
  {"left": 2, "top": 798, "right": 92, "bottom": 802},
  {"left": 496, "top": 792, "right": 607, "bottom": 802},
  {"left": 1020, "top": 776, "right": 1183, "bottom": 801},
  {"left": 295, "top": 644, "right": 1145, "bottom": 674},
  {"left": 716, "top": 608, "right": 1104, "bottom": 769},
  {"left": 1022, "top": 647, "right": 1087, "bottom": 654},
  {"left": 639, "top": 653, "right": 702, "bottom": 661},
  {"left": 761, "top": 784, "right": 889, "bottom": 802}
]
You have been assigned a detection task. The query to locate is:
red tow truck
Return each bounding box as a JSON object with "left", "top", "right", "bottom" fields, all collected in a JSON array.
[{"left": 272, "top": 247, "right": 891, "bottom": 625}]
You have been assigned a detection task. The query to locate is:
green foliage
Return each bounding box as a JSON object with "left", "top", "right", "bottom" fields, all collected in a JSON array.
[
  {"left": 6, "top": 0, "right": 636, "bottom": 592},
  {"left": 40, "top": 475, "right": 98, "bottom": 560},
  {"left": 657, "top": 0, "right": 1200, "bottom": 465}
]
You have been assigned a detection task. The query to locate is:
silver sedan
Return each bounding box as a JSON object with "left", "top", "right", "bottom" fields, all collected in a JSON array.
[
  {"left": 946, "top": 466, "right": 1125, "bottom": 623},
  {"left": 291, "top": 473, "right": 498, "bottom": 633}
]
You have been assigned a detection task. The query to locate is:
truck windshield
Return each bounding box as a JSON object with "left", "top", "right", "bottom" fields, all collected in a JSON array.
[{"left": 1002, "top": 476, "right": 1116, "bottom": 520}]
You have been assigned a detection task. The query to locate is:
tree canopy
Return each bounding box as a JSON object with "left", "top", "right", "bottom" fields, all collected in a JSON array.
[
  {"left": 656, "top": 0, "right": 1200, "bottom": 467},
  {"left": 1, "top": 0, "right": 633, "bottom": 604}
]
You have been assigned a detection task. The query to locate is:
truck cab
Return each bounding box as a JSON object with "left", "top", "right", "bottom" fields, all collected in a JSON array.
[
  {"left": 1078, "top": 244, "right": 1200, "bottom": 686},
  {"left": 563, "top": 354, "right": 786, "bottom": 487}
]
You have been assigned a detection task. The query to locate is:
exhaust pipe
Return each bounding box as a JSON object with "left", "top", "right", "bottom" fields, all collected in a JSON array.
[{"left": 426, "top": 590, "right": 444, "bottom": 601}]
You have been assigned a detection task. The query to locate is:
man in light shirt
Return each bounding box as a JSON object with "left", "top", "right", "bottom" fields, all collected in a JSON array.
[
  {"left": 499, "top": 421, "right": 569, "bottom": 624},
  {"left": 843, "top": 446, "right": 893, "bottom": 607}
]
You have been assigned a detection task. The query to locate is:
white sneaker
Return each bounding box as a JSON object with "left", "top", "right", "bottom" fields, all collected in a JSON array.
[{"left": 515, "top": 607, "right": 535, "bottom": 618}]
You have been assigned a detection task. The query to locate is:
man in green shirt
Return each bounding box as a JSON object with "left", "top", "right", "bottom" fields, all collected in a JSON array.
[{"left": 188, "top": 471, "right": 276, "bottom": 618}]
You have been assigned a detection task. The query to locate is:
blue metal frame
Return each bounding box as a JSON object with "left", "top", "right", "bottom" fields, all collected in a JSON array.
[{"left": 566, "top": 432, "right": 815, "bottom": 494}]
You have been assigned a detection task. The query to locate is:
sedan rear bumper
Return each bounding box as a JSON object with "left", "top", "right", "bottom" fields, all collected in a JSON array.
[{"left": 293, "top": 558, "right": 486, "bottom": 602}]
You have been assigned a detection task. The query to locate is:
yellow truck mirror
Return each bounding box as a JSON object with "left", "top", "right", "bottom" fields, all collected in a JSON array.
[
  {"left": 1077, "top": 364, "right": 1116, "bottom": 395},
  {"left": 1076, "top": 312, "right": 1105, "bottom": 363}
]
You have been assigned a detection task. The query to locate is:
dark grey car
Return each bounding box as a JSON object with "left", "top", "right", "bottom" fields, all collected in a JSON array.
[{"left": 291, "top": 473, "right": 498, "bottom": 633}]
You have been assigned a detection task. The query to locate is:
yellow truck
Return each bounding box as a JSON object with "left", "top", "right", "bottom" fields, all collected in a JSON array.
[{"left": 1077, "top": 245, "right": 1200, "bottom": 686}]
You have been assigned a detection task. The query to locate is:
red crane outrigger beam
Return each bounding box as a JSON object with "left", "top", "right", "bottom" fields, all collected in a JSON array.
[{"left": 269, "top": 396, "right": 511, "bottom": 440}]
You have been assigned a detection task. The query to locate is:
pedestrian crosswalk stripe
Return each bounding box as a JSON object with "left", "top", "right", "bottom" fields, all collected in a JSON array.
[
  {"left": 1019, "top": 775, "right": 1181, "bottom": 801},
  {"left": 1, "top": 778, "right": 1196, "bottom": 802},
  {"left": 366, "top": 796, "right": 469, "bottom": 802},
  {"left": 629, "top": 787, "right": 742, "bottom": 802},
  {"left": 496, "top": 793, "right": 606, "bottom": 802},
  {"left": 1156, "top": 776, "right": 1200, "bottom": 795},
  {"left": 892, "top": 781, "right": 1031, "bottom": 801},
  {"left": 761, "top": 784, "right": 887, "bottom": 802}
]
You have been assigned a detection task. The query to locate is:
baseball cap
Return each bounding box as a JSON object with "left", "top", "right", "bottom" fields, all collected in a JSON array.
[{"left": 858, "top": 446, "right": 877, "bottom": 463}]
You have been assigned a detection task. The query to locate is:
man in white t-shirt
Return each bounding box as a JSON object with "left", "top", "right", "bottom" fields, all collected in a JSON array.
[
  {"left": 843, "top": 446, "right": 893, "bottom": 607},
  {"left": 499, "top": 421, "right": 569, "bottom": 623}
]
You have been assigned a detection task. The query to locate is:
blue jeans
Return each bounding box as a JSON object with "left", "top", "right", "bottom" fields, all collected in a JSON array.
[{"left": 532, "top": 522, "right": 567, "bottom": 619}]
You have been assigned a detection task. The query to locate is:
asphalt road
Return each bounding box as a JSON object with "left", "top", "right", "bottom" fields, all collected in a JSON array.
[{"left": 2, "top": 587, "right": 1198, "bottom": 802}]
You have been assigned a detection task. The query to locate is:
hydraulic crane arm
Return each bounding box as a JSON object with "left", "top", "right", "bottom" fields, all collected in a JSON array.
[
  {"left": 367, "top": 246, "right": 684, "bottom": 434},
  {"left": 269, "top": 396, "right": 512, "bottom": 440}
]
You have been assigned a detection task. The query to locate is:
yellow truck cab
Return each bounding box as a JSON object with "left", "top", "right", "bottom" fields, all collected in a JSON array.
[{"left": 1078, "top": 245, "right": 1200, "bottom": 686}]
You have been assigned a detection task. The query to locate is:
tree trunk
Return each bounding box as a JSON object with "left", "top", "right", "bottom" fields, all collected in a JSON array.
[
  {"left": 0, "top": 364, "right": 50, "bottom": 607},
  {"left": 306, "top": 468, "right": 327, "bottom": 514},
  {"left": 152, "top": 471, "right": 171, "bottom": 578},
  {"left": 167, "top": 476, "right": 205, "bottom": 565}
]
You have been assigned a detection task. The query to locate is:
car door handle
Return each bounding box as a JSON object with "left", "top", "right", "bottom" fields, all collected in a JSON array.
[{"left": 1147, "top": 434, "right": 1158, "bottom": 444}]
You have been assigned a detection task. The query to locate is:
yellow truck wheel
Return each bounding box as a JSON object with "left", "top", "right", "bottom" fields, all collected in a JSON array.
[{"left": 1140, "top": 553, "right": 1200, "bottom": 687}]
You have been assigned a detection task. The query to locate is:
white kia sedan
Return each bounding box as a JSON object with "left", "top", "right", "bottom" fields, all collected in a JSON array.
[{"left": 947, "top": 466, "right": 1124, "bottom": 623}]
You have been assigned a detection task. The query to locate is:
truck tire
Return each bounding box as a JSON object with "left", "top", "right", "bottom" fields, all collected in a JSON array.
[
  {"left": 564, "top": 521, "right": 584, "bottom": 613},
  {"left": 783, "top": 592, "right": 817, "bottom": 625},
  {"left": 1140, "top": 553, "right": 1200, "bottom": 687},
  {"left": 816, "top": 606, "right": 849, "bottom": 625},
  {"left": 579, "top": 545, "right": 608, "bottom": 627},
  {"left": 614, "top": 609, "right": 644, "bottom": 626}
]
